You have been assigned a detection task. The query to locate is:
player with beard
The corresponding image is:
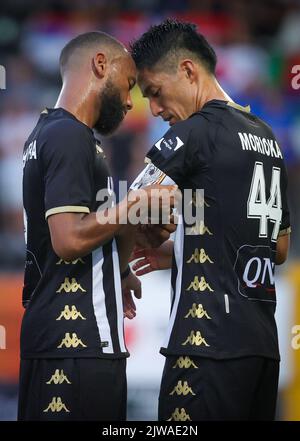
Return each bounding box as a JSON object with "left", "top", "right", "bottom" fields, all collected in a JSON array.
[{"left": 19, "top": 31, "right": 177, "bottom": 421}]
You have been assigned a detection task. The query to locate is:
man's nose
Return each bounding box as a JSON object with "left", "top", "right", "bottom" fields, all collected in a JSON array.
[
  {"left": 126, "top": 93, "right": 133, "bottom": 111},
  {"left": 150, "top": 99, "right": 163, "bottom": 117}
]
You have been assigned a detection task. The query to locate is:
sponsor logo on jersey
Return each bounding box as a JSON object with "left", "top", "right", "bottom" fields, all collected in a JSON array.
[
  {"left": 154, "top": 135, "right": 184, "bottom": 158},
  {"left": 23, "top": 140, "right": 37, "bottom": 166},
  {"left": 234, "top": 245, "right": 276, "bottom": 302}
]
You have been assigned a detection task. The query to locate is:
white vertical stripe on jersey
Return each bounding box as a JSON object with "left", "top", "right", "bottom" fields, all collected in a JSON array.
[
  {"left": 111, "top": 239, "right": 127, "bottom": 353},
  {"left": 224, "top": 294, "right": 230, "bottom": 313},
  {"left": 163, "top": 216, "right": 184, "bottom": 347},
  {"left": 92, "top": 247, "right": 113, "bottom": 353}
]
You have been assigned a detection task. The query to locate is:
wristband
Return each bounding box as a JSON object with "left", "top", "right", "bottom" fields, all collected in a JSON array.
[{"left": 121, "top": 266, "right": 131, "bottom": 279}]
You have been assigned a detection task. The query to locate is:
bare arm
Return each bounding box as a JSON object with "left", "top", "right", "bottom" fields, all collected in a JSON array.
[
  {"left": 275, "top": 233, "right": 290, "bottom": 265},
  {"left": 48, "top": 202, "right": 128, "bottom": 261},
  {"left": 117, "top": 225, "right": 137, "bottom": 273},
  {"left": 48, "top": 184, "right": 177, "bottom": 261}
]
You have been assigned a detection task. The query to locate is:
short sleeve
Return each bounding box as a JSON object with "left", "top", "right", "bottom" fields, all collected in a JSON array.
[
  {"left": 41, "top": 120, "right": 94, "bottom": 219},
  {"left": 145, "top": 115, "right": 208, "bottom": 186}
]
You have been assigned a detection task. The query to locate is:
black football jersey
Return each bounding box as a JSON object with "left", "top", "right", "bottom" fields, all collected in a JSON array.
[
  {"left": 22, "top": 108, "right": 128, "bottom": 359},
  {"left": 135, "top": 100, "right": 291, "bottom": 360}
]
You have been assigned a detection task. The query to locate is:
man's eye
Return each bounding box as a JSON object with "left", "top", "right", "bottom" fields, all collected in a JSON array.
[{"left": 152, "top": 90, "right": 160, "bottom": 98}]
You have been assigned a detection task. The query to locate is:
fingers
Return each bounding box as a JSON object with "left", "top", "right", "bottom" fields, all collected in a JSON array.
[
  {"left": 132, "top": 257, "right": 148, "bottom": 270},
  {"left": 144, "top": 225, "right": 170, "bottom": 247},
  {"left": 157, "top": 228, "right": 170, "bottom": 243},
  {"left": 131, "top": 248, "right": 147, "bottom": 260},
  {"left": 123, "top": 290, "right": 136, "bottom": 319},
  {"left": 162, "top": 222, "right": 177, "bottom": 234},
  {"left": 135, "top": 265, "right": 153, "bottom": 276},
  {"left": 133, "top": 282, "right": 142, "bottom": 299},
  {"left": 123, "top": 305, "right": 136, "bottom": 319},
  {"left": 127, "top": 292, "right": 137, "bottom": 311},
  {"left": 124, "top": 310, "right": 136, "bottom": 319}
]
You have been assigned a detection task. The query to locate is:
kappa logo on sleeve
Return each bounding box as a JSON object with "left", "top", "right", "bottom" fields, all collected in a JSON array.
[{"left": 154, "top": 135, "right": 184, "bottom": 157}]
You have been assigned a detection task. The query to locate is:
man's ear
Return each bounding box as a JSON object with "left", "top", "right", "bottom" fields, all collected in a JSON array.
[
  {"left": 92, "top": 52, "right": 107, "bottom": 79},
  {"left": 179, "top": 59, "right": 197, "bottom": 83}
]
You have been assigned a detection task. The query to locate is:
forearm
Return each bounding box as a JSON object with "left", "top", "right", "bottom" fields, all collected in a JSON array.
[
  {"left": 48, "top": 184, "right": 177, "bottom": 261},
  {"left": 275, "top": 233, "right": 290, "bottom": 265},
  {"left": 48, "top": 200, "right": 129, "bottom": 260},
  {"left": 158, "top": 240, "right": 174, "bottom": 269},
  {"left": 117, "top": 225, "right": 137, "bottom": 273}
]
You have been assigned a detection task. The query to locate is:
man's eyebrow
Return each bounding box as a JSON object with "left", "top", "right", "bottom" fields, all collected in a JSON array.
[{"left": 142, "top": 85, "right": 152, "bottom": 97}]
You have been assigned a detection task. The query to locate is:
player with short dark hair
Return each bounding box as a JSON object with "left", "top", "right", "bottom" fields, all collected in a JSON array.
[
  {"left": 130, "top": 19, "right": 291, "bottom": 421},
  {"left": 19, "top": 31, "right": 176, "bottom": 421}
]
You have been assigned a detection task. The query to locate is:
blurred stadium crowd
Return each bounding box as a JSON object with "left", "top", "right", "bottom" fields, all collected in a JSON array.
[{"left": 0, "top": 0, "right": 299, "bottom": 421}]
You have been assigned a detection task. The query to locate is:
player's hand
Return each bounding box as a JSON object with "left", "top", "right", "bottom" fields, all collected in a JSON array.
[
  {"left": 127, "top": 184, "right": 180, "bottom": 225},
  {"left": 121, "top": 271, "right": 141, "bottom": 319},
  {"left": 135, "top": 223, "right": 177, "bottom": 249},
  {"left": 131, "top": 240, "right": 173, "bottom": 276}
]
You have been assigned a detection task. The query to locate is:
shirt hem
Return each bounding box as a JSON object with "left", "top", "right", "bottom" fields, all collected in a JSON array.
[
  {"left": 160, "top": 348, "right": 280, "bottom": 361},
  {"left": 21, "top": 351, "right": 130, "bottom": 360},
  {"left": 45, "top": 205, "right": 90, "bottom": 219}
]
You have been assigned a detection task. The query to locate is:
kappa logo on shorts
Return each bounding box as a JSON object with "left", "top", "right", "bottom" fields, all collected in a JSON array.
[
  {"left": 169, "top": 380, "right": 195, "bottom": 396},
  {"left": 167, "top": 408, "right": 191, "bottom": 421},
  {"left": 46, "top": 369, "right": 71, "bottom": 385},
  {"left": 172, "top": 356, "right": 198, "bottom": 369},
  {"left": 182, "top": 330, "right": 210, "bottom": 347},
  {"left": 43, "top": 397, "right": 70, "bottom": 413}
]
